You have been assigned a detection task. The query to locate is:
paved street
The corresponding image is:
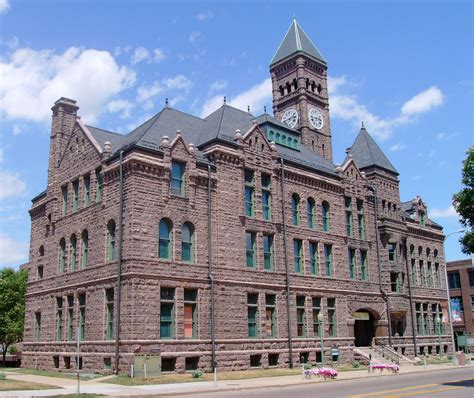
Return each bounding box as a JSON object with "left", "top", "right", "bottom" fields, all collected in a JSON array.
[{"left": 184, "top": 368, "right": 474, "bottom": 398}]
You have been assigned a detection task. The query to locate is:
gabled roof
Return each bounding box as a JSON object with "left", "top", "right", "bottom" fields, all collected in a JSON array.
[
  {"left": 87, "top": 126, "right": 125, "bottom": 152},
  {"left": 271, "top": 18, "right": 326, "bottom": 66},
  {"left": 348, "top": 126, "right": 398, "bottom": 175}
]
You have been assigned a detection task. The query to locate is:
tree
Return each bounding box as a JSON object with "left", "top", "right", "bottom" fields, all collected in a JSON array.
[
  {"left": 453, "top": 146, "right": 474, "bottom": 254},
  {"left": 0, "top": 268, "right": 27, "bottom": 366}
]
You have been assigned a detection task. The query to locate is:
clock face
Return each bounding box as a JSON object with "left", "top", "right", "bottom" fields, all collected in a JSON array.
[
  {"left": 308, "top": 108, "right": 324, "bottom": 130},
  {"left": 281, "top": 108, "right": 298, "bottom": 128}
]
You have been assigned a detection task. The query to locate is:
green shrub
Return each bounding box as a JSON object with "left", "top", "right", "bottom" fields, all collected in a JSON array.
[
  {"left": 351, "top": 361, "right": 361, "bottom": 368},
  {"left": 303, "top": 363, "right": 313, "bottom": 370},
  {"left": 191, "top": 370, "right": 203, "bottom": 378},
  {"left": 0, "top": 372, "right": 6, "bottom": 380}
]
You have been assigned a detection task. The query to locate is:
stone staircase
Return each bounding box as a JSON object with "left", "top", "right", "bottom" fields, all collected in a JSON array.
[{"left": 354, "top": 346, "right": 415, "bottom": 367}]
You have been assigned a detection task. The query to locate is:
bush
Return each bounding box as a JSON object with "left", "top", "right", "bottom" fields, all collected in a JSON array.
[
  {"left": 303, "top": 363, "right": 313, "bottom": 370},
  {"left": 351, "top": 361, "right": 361, "bottom": 368},
  {"left": 0, "top": 372, "right": 6, "bottom": 380},
  {"left": 191, "top": 370, "right": 203, "bottom": 378}
]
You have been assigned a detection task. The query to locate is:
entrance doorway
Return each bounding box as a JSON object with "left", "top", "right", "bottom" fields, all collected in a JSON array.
[{"left": 353, "top": 311, "right": 376, "bottom": 347}]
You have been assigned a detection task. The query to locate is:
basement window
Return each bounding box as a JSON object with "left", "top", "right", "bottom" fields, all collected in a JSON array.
[
  {"left": 185, "top": 357, "right": 199, "bottom": 371},
  {"left": 161, "top": 357, "right": 176, "bottom": 372},
  {"left": 268, "top": 353, "right": 279, "bottom": 367},
  {"left": 250, "top": 354, "right": 262, "bottom": 368}
]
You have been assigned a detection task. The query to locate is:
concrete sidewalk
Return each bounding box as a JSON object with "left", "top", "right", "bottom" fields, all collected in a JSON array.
[{"left": 1, "top": 364, "right": 472, "bottom": 397}]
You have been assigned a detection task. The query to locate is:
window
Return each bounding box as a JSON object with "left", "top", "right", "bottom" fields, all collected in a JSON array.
[
  {"left": 35, "top": 312, "right": 41, "bottom": 341},
  {"left": 162, "top": 357, "right": 176, "bottom": 372},
  {"left": 420, "top": 260, "right": 425, "bottom": 287},
  {"left": 37, "top": 265, "right": 43, "bottom": 279},
  {"left": 244, "top": 170, "right": 255, "bottom": 217},
  {"left": 250, "top": 354, "right": 262, "bottom": 367},
  {"left": 159, "top": 219, "right": 172, "bottom": 259},
  {"left": 312, "top": 298, "right": 321, "bottom": 337},
  {"left": 469, "top": 270, "right": 474, "bottom": 287},
  {"left": 268, "top": 353, "right": 279, "bottom": 366},
  {"left": 291, "top": 194, "right": 300, "bottom": 225},
  {"left": 246, "top": 232, "right": 256, "bottom": 268},
  {"left": 324, "top": 244, "right": 333, "bottom": 277},
  {"left": 322, "top": 201, "right": 330, "bottom": 232},
  {"left": 106, "top": 289, "right": 114, "bottom": 340},
  {"left": 185, "top": 357, "right": 199, "bottom": 371},
  {"left": 62, "top": 185, "right": 68, "bottom": 216},
  {"left": 432, "top": 304, "right": 440, "bottom": 334},
  {"left": 357, "top": 199, "right": 365, "bottom": 239},
  {"left": 160, "top": 287, "right": 175, "bottom": 338},
  {"left": 247, "top": 293, "right": 259, "bottom": 338},
  {"left": 391, "top": 272, "right": 400, "bottom": 293},
  {"left": 293, "top": 239, "right": 302, "bottom": 273},
  {"left": 79, "top": 293, "right": 86, "bottom": 341},
  {"left": 70, "top": 234, "right": 77, "bottom": 271},
  {"left": 171, "top": 161, "right": 186, "bottom": 197},
  {"left": 263, "top": 234, "right": 274, "bottom": 271},
  {"left": 309, "top": 242, "right": 318, "bottom": 275},
  {"left": 416, "top": 303, "right": 423, "bottom": 335},
  {"left": 56, "top": 297, "right": 63, "bottom": 341},
  {"left": 423, "top": 304, "right": 429, "bottom": 335},
  {"left": 181, "top": 223, "right": 194, "bottom": 262},
  {"left": 261, "top": 174, "right": 271, "bottom": 221},
  {"left": 72, "top": 180, "right": 79, "bottom": 212},
  {"left": 95, "top": 168, "right": 103, "bottom": 202},
  {"left": 307, "top": 198, "right": 315, "bottom": 229},
  {"left": 67, "top": 295, "right": 74, "bottom": 341},
  {"left": 419, "top": 211, "right": 426, "bottom": 226},
  {"left": 427, "top": 262, "right": 433, "bottom": 287},
  {"left": 107, "top": 220, "right": 116, "bottom": 261},
  {"left": 448, "top": 272, "right": 461, "bottom": 289},
  {"left": 265, "top": 294, "right": 276, "bottom": 337},
  {"left": 81, "top": 230, "right": 88, "bottom": 268},
  {"left": 435, "top": 263, "right": 440, "bottom": 288},
  {"left": 184, "top": 289, "right": 197, "bottom": 339},
  {"left": 348, "top": 249, "right": 356, "bottom": 279},
  {"left": 471, "top": 296, "right": 474, "bottom": 312},
  {"left": 59, "top": 238, "right": 66, "bottom": 273},
  {"left": 345, "top": 197, "right": 353, "bottom": 237},
  {"left": 296, "top": 296, "right": 306, "bottom": 337},
  {"left": 327, "top": 298, "right": 336, "bottom": 337},
  {"left": 104, "top": 358, "right": 112, "bottom": 370},
  {"left": 360, "top": 250, "right": 368, "bottom": 280},
  {"left": 388, "top": 243, "right": 397, "bottom": 262},
  {"left": 411, "top": 259, "right": 417, "bottom": 286},
  {"left": 83, "top": 174, "right": 90, "bottom": 207}
]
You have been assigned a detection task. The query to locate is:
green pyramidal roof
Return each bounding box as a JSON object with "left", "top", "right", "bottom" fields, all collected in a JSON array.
[{"left": 271, "top": 18, "right": 326, "bottom": 66}]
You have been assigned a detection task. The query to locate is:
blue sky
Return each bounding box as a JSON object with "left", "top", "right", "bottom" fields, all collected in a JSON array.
[{"left": 0, "top": 0, "right": 472, "bottom": 267}]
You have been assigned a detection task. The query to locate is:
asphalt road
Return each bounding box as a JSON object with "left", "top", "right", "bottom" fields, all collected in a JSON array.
[{"left": 180, "top": 367, "right": 474, "bottom": 398}]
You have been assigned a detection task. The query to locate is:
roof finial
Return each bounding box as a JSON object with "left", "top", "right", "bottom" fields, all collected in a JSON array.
[
  {"left": 223, "top": 96, "right": 226, "bottom": 105},
  {"left": 247, "top": 105, "right": 250, "bottom": 114},
  {"left": 264, "top": 105, "right": 267, "bottom": 114},
  {"left": 165, "top": 98, "right": 169, "bottom": 107},
  {"left": 361, "top": 121, "right": 365, "bottom": 129}
]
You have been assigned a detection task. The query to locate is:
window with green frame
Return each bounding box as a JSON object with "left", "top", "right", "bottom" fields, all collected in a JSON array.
[
  {"left": 423, "top": 303, "right": 429, "bottom": 334},
  {"left": 261, "top": 174, "right": 271, "bottom": 221},
  {"left": 312, "top": 297, "right": 321, "bottom": 337},
  {"left": 357, "top": 199, "right": 365, "bottom": 239},
  {"left": 307, "top": 198, "right": 315, "bottom": 229},
  {"left": 348, "top": 248, "right": 356, "bottom": 279},
  {"left": 160, "top": 287, "right": 175, "bottom": 338},
  {"left": 95, "top": 168, "right": 103, "bottom": 202},
  {"left": 411, "top": 259, "right": 417, "bottom": 286},
  {"left": 106, "top": 288, "right": 114, "bottom": 340},
  {"left": 435, "top": 263, "right": 441, "bottom": 288},
  {"left": 70, "top": 234, "right": 77, "bottom": 271},
  {"left": 293, "top": 239, "right": 302, "bottom": 273},
  {"left": 296, "top": 296, "right": 306, "bottom": 337},
  {"left": 181, "top": 223, "right": 194, "bottom": 262},
  {"left": 327, "top": 298, "right": 336, "bottom": 337},
  {"left": 427, "top": 262, "right": 433, "bottom": 287},
  {"left": 360, "top": 250, "right": 368, "bottom": 280},
  {"left": 388, "top": 243, "right": 397, "bottom": 262},
  {"left": 184, "top": 289, "right": 197, "bottom": 339},
  {"left": 78, "top": 293, "right": 86, "bottom": 341},
  {"left": 35, "top": 312, "right": 41, "bottom": 342},
  {"left": 244, "top": 170, "right": 255, "bottom": 217},
  {"left": 107, "top": 220, "right": 116, "bottom": 261},
  {"left": 159, "top": 218, "right": 172, "bottom": 260},
  {"left": 416, "top": 303, "right": 423, "bottom": 335},
  {"left": 56, "top": 297, "right": 63, "bottom": 341},
  {"left": 72, "top": 180, "right": 79, "bottom": 212},
  {"left": 291, "top": 194, "right": 300, "bottom": 225},
  {"left": 83, "top": 174, "right": 90, "bottom": 207},
  {"left": 263, "top": 234, "right": 273, "bottom": 271},
  {"left": 309, "top": 241, "right": 318, "bottom": 275},
  {"left": 420, "top": 260, "right": 425, "bottom": 287},
  {"left": 171, "top": 161, "right": 186, "bottom": 197},
  {"left": 265, "top": 294, "right": 276, "bottom": 338},
  {"left": 324, "top": 244, "right": 333, "bottom": 276},
  {"left": 247, "top": 293, "right": 259, "bottom": 338},
  {"left": 67, "top": 295, "right": 74, "bottom": 341},
  {"left": 322, "top": 201, "right": 330, "bottom": 232},
  {"left": 62, "top": 185, "right": 68, "bottom": 216},
  {"left": 246, "top": 232, "right": 256, "bottom": 268},
  {"left": 345, "top": 197, "right": 353, "bottom": 237},
  {"left": 59, "top": 238, "right": 66, "bottom": 273},
  {"left": 81, "top": 230, "right": 88, "bottom": 268}
]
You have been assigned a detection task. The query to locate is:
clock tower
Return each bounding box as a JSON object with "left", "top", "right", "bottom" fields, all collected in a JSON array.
[{"left": 270, "top": 18, "right": 333, "bottom": 162}]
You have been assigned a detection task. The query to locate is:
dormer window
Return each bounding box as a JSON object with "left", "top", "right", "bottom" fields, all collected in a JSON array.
[
  {"left": 418, "top": 211, "right": 426, "bottom": 226},
  {"left": 171, "top": 161, "right": 186, "bottom": 197}
]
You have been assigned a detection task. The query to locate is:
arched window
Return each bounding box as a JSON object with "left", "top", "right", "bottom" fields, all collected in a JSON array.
[
  {"left": 434, "top": 249, "right": 438, "bottom": 259},
  {"left": 410, "top": 244, "right": 415, "bottom": 257},
  {"left": 159, "top": 218, "right": 173, "bottom": 259},
  {"left": 39, "top": 245, "right": 44, "bottom": 257},
  {"left": 307, "top": 197, "right": 315, "bottom": 229},
  {"left": 322, "top": 201, "right": 330, "bottom": 232},
  {"left": 107, "top": 220, "right": 116, "bottom": 261},
  {"left": 418, "top": 246, "right": 423, "bottom": 259},
  {"left": 426, "top": 248, "right": 431, "bottom": 258},
  {"left": 181, "top": 222, "right": 195, "bottom": 263},
  {"left": 70, "top": 234, "right": 77, "bottom": 271},
  {"left": 81, "top": 230, "right": 89, "bottom": 268},
  {"left": 59, "top": 238, "right": 66, "bottom": 273},
  {"left": 268, "top": 130, "right": 274, "bottom": 141},
  {"left": 275, "top": 133, "right": 280, "bottom": 143},
  {"left": 291, "top": 194, "right": 300, "bottom": 225},
  {"left": 281, "top": 135, "right": 287, "bottom": 145}
]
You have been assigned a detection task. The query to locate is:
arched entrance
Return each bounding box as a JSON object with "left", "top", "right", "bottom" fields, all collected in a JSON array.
[{"left": 353, "top": 310, "right": 376, "bottom": 347}]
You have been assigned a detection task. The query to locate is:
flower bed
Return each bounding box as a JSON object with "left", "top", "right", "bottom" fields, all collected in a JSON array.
[
  {"left": 304, "top": 367, "right": 338, "bottom": 380},
  {"left": 368, "top": 363, "right": 400, "bottom": 374}
]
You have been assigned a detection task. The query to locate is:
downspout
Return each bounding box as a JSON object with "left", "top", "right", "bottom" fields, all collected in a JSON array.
[
  {"left": 279, "top": 159, "right": 294, "bottom": 368},
  {"left": 207, "top": 164, "right": 216, "bottom": 371},
  {"left": 368, "top": 183, "right": 392, "bottom": 346},
  {"left": 403, "top": 238, "right": 418, "bottom": 356},
  {"left": 114, "top": 150, "right": 124, "bottom": 374}
]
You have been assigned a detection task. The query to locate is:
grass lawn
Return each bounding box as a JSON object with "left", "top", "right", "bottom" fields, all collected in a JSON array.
[
  {"left": 420, "top": 357, "right": 453, "bottom": 365},
  {"left": 0, "top": 378, "right": 60, "bottom": 391},
  {"left": 2, "top": 367, "right": 100, "bottom": 380}
]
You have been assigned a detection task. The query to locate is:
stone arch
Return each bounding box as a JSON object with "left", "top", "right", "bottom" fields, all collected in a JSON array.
[{"left": 348, "top": 303, "right": 387, "bottom": 346}]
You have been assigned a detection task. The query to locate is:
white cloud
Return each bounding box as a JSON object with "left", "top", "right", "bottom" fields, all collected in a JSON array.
[
  {"left": 0, "top": 170, "right": 26, "bottom": 199},
  {"left": 430, "top": 205, "right": 458, "bottom": 218},
  {"left": 189, "top": 31, "right": 201, "bottom": 43},
  {"left": 436, "top": 132, "right": 459, "bottom": 141},
  {"left": 137, "top": 82, "right": 164, "bottom": 102},
  {"left": 12, "top": 124, "right": 22, "bottom": 135},
  {"left": 106, "top": 99, "right": 134, "bottom": 118},
  {"left": 0, "top": 47, "right": 136, "bottom": 124},
  {"left": 390, "top": 143, "right": 407, "bottom": 152},
  {"left": 209, "top": 80, "right": 227, "bottom": 94},
  {"left": 137, "top": 75, "right": 192, "bottom": 103},
  {"left": 153, "top": 48, "right": 165, "bottom": 63},
  {"left": 327, "top": 76, "right": 347, "bottom": 94},
  {"left": 0, "top": 0, "right": 10, "bottom": 14},
  {"left": 1, "top": 36, "right": 19, "bottom": 50},
  {"left": 401, "top": 86, "right": 444, "bottom": 115},
  {"left": 201, "top": 78, "right": 272, "bottom": 117},
  {"left": 163, "top": 75, "right": 192, "bottom": 91},
  {"left": 196, "top": 10, "right": 214, "bottom": 21},
  {"left": 131, "top": 46, "right": 149, "bottom": 65},
  {"left": 0, "top": 234, "right": 29, "bottom": 267}
]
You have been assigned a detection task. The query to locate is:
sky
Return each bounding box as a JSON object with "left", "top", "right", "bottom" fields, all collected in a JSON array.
[{"left": 0, "top": 0, "right": 472, "bottom": 268}]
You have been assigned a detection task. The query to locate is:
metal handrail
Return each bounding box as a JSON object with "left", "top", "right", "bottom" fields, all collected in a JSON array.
[{"left": 372, "top": 338, "right": 400, "bottom": 365}]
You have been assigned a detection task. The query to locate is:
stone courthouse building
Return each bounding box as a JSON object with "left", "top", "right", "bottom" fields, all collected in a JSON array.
[{"left": 23, "top": 19, "right": 452, "bottom": 373}]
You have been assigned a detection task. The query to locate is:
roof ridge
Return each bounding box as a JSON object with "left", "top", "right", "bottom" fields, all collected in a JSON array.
[
  {"left": 127, "top": 109, "right": 164, "bottom": 141},
  {"left": 86, "top": 125, "right": 124, "bottom": 136},
  {"left": 167, "top": 106, "right": 204, "bottom": 121}
]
